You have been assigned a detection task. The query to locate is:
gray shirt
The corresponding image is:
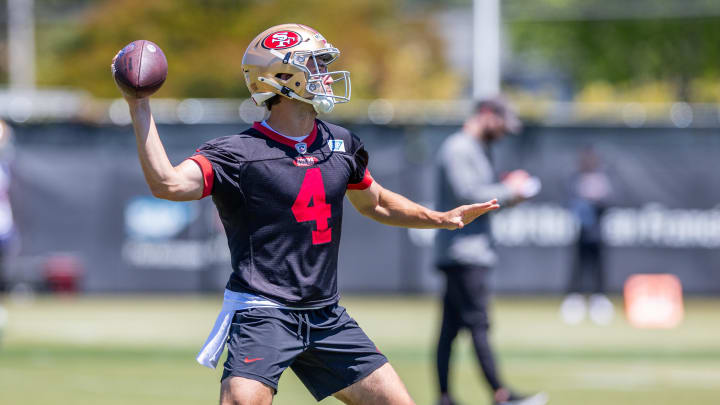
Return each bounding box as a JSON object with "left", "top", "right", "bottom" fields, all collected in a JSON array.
[{"left": 434, "top": 131, "right": 513, "bottom": 268}]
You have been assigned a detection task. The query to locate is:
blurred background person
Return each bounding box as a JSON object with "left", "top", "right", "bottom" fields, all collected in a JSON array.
[
  {"left": 0, "top": 120, "right": 16, "bottom": 344},
  {"left": 0, "top": 121, "right": 14, "bottom": 292},
  {"left": 434, "top": 98, "right": 545, "bottom": 405},
  {"left": 560, "top": 147, "right": 614, "bottom": 325}
]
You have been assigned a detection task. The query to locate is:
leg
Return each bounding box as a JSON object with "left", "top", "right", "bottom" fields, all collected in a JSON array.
[
  {"left": 458, "top": 267, "right": 504, "bottom": 392},
  {"left": 588, "top": 243, "right": 604, "bottom": 295},
  {"left": 567, "top": 241, "right": 586, "bottom": 294},
  {"left": 436, "top": 275, "right": 462, "bottom": 398},
  {"left": 333, "top": 363, "right": 415, "bottom": 405},
  {"left": 220, "top": 376, "right": 273, "bottom": 405},
  {"left": 561, "top": 242, "right": 589, "bottom": 324},
  {"left": 459, "top": 271, "right": 546, "bottom": 404},
  {"left": 587, "top": 242, "right": 613, "bottom": 325},
  {"left": 289, "top": 304, "right": 392, "bottom": 402},
  {"left": 218, "top": 307, "right": 303, "bottom": 404},
  {"left": 469, "top": 324, "right": 503, "bottom": 392}
]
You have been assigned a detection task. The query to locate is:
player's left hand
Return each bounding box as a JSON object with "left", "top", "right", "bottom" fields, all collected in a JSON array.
[{"left": 441, "top": 199, "right": 500, "bottom": 230}]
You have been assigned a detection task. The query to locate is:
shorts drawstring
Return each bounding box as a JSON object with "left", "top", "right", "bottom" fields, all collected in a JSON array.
[
  {"left": 295, "top": 307, "right": 352, "bottom": 348},
  {"left": 297, "top": 312, "right": 311, "bottom": 348},
  {"left": 303, "top": 312, "right": 310, "bottom": 347}
]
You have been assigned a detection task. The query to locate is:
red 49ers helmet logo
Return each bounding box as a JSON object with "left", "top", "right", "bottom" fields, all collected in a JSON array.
[{"left": 262, "top": 31, "right": 303, "bottom": 50}]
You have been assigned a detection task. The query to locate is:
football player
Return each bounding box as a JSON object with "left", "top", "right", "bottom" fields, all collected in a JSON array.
[{"left": 116, "top": 23, "right": 499, "bottom": 405}]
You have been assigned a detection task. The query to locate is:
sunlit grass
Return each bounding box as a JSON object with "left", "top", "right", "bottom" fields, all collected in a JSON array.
[{"left": 1, "top": 295, "right": 719, "bottom": 405}]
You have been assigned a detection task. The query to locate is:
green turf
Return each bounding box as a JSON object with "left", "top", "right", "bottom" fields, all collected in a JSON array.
[{"left": 1, "top": 295, "right": 719, "bottom": 405}]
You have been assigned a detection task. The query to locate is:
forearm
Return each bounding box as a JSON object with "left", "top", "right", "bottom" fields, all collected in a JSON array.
[
  {"left": 127, "top": 99, "right": 187, "bottom": 199},
  {"left": 365, "top": 186, "right": 443, "bottom": 229}
]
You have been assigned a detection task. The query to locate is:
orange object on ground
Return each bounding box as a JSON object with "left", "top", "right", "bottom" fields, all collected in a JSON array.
[{"left": 624, "top": 274, "right": 683, "bottom": 329}]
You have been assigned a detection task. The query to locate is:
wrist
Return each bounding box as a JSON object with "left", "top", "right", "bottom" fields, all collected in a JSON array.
[
  {"left": 125, "top": 97, "right": 151, "bottom": 119},
  {"left": 125, "top": 96, "right": 150, "bottom": 109},
  {"left": 429, "top": 210, "right": 446, "bottom": 228}
]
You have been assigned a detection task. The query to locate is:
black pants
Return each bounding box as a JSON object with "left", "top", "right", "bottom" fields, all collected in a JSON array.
[
  {"left": 436, "top": 265, "right": 503, "bottom": 395},
  {"left": 567, "top": 241, "right": 605, "bottom": 294}
]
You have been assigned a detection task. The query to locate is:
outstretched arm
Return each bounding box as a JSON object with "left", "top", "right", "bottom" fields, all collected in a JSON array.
[
  {"left": 346, "top": 180, "right": 499, "bottom": 230},
  {"left": 124, "top": 97, "right": 204, "bottom": 201}
]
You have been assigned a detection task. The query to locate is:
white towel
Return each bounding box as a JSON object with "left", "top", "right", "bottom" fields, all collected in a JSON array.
[
  {"left": 196, "top": 289, "right": 325, "bottom": 369},
  {"left": 196, "top": 289, "right": 283, "bottom": 369}
]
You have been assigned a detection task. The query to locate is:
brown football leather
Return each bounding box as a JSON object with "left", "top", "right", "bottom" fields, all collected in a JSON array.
[{"left": 112, "top": 40, "right": 167, "bottom": 98}]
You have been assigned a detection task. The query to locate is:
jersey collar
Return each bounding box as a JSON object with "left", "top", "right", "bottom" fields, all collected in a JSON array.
[{"left": 252, "top": 120, "right": 318, "bottom": 150}]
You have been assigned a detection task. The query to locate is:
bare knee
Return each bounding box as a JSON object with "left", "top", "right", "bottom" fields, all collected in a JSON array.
[
  {"left": 220, "top": 376, "right": 274, "bottom": 405},
  {"left": 333, "top": 390, "right": 353, "bottom": 404},
  {"left": 333, "top": 363, "right": 415, "bottom": 405}
]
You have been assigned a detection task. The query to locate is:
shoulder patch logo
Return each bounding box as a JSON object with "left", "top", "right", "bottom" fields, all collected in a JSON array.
[{"left": 328, "top": 139, "right": 345, "bottom": 152}]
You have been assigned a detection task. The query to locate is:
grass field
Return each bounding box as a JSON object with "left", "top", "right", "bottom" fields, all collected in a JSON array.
[{"left": 1, "top": 295, "right": 719, "bottom": 405}]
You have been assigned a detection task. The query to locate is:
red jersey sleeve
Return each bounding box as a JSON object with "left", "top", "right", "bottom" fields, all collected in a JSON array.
[
  {"left": 346, "top": 134, "right": 372, "bottom": 190},
  {"left": 347, "top": 169, "right": 374, "bottom": 190},
  {"left": 188, "top": 154, "right": 214, "bottom": 199}
]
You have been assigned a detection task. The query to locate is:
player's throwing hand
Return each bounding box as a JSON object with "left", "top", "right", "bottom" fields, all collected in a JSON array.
[{"left": 442, "top": 199, "right": 500, "bottom": 230}]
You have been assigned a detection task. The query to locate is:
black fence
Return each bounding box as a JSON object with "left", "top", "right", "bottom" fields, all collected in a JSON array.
[{"left": 8, "top": 122, "right": 720, "bottom": 294}]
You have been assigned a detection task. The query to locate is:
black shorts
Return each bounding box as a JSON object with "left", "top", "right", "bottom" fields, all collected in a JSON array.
[{"left": 222, "top": 304, "right": 388, "bottom": 401}]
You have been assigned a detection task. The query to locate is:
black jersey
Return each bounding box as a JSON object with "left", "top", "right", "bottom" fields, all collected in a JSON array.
[{"left": 188, "top": 120, "right": 372, "bottom": 306}]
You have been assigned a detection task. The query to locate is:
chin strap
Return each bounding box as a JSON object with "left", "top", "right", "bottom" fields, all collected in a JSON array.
[{"left": 257, "top": 77, "right": 334, "bottom": 114}]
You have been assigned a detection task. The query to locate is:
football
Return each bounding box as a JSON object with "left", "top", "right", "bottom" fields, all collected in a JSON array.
[{"left": 112, "top": 40, "right": 168, "bottom": 98}]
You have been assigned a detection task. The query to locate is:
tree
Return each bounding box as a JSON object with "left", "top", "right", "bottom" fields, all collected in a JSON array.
[
  {"left": 35, "top": 0, "right": 460, "bottom": 99},
  {"left": 507, "top": 0, "right": 720, "bottom": 102}
]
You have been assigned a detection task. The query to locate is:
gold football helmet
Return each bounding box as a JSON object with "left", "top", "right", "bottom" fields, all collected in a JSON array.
[{"left": 242, "top": 24, "right": 350, "bottom": 114}]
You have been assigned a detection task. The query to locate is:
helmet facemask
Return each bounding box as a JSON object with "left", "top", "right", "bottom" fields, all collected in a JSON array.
[{"left": 291, "top": 48, "right": 351, "bottom": 110}]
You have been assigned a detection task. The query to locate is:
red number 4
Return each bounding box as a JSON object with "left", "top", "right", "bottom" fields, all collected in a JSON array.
[{"left": 291, "top": 168, "right": 332, "bottom": 245}]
